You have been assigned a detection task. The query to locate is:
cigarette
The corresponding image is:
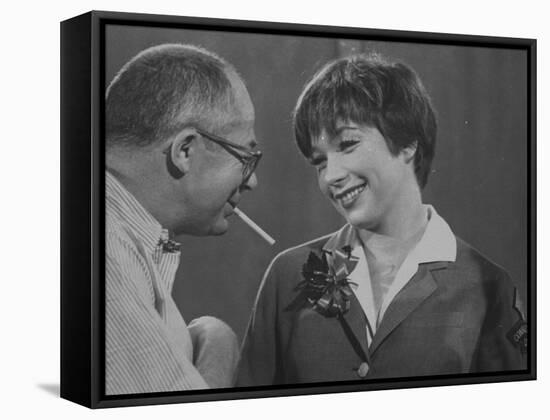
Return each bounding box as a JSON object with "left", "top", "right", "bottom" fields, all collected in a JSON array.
[{"left": 233, "top": 207, "right": 276, "bottom": 245}]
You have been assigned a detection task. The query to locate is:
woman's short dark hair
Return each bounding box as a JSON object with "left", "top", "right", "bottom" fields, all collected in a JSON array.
[
  {"left": 293, "top": 53, "right": 437, "bottom": 188},
  {"left": 106, "top": 44, "right": 236, "bottom": 149}
]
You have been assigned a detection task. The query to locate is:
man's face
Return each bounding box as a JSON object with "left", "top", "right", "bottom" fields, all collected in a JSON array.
[
  {"left": 310, "top": 122, "right": 415, "bottom": 234},
  {"left": 179, "top": 73, "right": 258, "bottom": 236}
]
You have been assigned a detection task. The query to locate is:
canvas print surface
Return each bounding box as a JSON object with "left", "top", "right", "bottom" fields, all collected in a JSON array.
[{"left": 102, "top": 21, "right": 530, "bottom": 398}]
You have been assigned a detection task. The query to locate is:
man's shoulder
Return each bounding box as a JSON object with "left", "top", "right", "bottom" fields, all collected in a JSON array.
[
  {"left": 105, "top": 216, "right": 157, "bottom": 306},
  {"left": 106, "top": 211, "right": 141, "bottom": 252},
  {"left": 106, "top": 217, "right": 133, "bottom": 255},
  {"left": 105, "top": 215, "right": 149, "bottom": 278}
]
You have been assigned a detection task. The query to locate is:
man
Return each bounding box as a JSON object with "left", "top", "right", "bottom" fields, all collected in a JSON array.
[
  {"left": 237, "top": 53, "right": 526, "bottom": 386},
  {"left": 105, "top": 44, "right": 261, "bottom": 394}
]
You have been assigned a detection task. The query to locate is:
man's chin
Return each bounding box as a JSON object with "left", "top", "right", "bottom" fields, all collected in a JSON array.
[
  {"left": 208, "top": 227, "right": 228, "bottom": 236},
  {"left": 207, "top": 218, "right": 230, "bottom": 236},
  {"left": 173, "top": 217, "right": 229, "bottom": 237}
]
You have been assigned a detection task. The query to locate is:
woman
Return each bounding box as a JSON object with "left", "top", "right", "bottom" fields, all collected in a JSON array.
[{"left": 236, "top": 54, "right": 526, "bottom": 386}]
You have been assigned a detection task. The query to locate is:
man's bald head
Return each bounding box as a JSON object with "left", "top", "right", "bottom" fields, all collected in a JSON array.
[{"left": 106, "top": 43, "right": 241, "bottom": 151}]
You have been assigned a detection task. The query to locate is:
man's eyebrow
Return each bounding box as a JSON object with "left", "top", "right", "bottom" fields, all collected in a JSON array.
[
  {"left": 220, "top": 117, "right": 254, "bottom": 130},
  {"left": 220, "top": 118, "right": 257, "bottom": 149}
]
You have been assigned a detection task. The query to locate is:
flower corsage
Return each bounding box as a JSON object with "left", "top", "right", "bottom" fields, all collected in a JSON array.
[{"left": 297, "top": 246, "right": 358, "bottom": 317}]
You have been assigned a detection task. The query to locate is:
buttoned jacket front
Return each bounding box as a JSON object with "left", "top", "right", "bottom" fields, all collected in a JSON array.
[{"left": 236, "top": 225, "right": 526, "bottom": 386}]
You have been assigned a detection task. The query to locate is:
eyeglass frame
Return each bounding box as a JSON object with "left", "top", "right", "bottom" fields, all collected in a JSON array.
[{"left": 195, "top": 128, "right": 262, "bottom": 184}]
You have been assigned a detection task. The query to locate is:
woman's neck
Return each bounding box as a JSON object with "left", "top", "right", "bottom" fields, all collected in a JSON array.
[{"left": 358, "top": 204, "right": 428, "bottom": 263}]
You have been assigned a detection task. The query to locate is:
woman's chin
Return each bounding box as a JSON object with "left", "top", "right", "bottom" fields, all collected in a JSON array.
[{"left": 343, "top": 209, "right": 379, "bottom": 232}]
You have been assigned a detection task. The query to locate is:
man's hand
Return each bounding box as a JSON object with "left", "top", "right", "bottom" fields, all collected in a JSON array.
[{"left": 187, "top": 316, "right": 239, "bottom": 388}]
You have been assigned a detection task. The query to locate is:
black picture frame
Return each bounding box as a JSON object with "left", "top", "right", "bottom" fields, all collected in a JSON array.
[{"left": 60, "top": 10, "right": 536, "bottom": 409}]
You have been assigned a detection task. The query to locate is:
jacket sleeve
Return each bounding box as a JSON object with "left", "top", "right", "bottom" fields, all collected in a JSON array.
[
  {"left": 235, "top": 256, "right": 287, "bottom": 387},
  {"left": 472, "top": 269, "right": 528, "bottom": 372}
]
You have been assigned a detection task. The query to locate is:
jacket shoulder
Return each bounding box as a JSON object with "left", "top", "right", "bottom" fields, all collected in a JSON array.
[
  {"left": 269, "top": 233, "right": 333, "bottom": 272},
  {"left": 452, "top": 237, "right": 515, "bottom": 288},
  {"left": 258, "top": 233, "right": 335, "bottom": 297}
]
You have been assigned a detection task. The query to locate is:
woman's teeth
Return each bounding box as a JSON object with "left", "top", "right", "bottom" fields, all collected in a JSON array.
[{"left": 340, "top": 184, "right": 366, "bottom": 206}]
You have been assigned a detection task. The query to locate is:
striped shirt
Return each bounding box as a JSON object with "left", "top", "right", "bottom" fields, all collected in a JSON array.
[{"left": 105, "top": 171, "right": 208, "bottom": 395}]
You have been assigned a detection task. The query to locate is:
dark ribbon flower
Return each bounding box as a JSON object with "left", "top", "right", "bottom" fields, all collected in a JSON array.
[{"left": 297, "top": 246, "right": 359, "bottom": 317}]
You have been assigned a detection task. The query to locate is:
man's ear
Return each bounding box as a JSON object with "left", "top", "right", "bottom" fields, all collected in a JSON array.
[
  {"left": 401, "top": 141, "right": 418, "bottom": 164},
  {"left": 165, "top": 128, "right": 198, "bottom": 179}
]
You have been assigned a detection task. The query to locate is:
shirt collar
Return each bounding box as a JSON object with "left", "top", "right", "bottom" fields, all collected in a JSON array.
[
  {"left": 412, "top": 205, "right": 456, "bottom": 264},
  {"left": 323, "top": 205, "right": 456, "bottom": 264},
  {"left": 106, "top": 171, "right": 171, "bottom": 254}
]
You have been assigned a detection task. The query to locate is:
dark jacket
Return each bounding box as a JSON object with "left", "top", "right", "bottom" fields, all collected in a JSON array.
[{"left": 236, "top": 233, "right": 527, "bottom": 386}]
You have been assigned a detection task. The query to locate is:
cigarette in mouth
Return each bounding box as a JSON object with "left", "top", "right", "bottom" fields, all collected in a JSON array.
[{"left": 233, "top": 207, "right": 276, "bottom": 245}]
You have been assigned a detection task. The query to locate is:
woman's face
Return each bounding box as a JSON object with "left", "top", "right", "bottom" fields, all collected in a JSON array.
[{"left": 310, "top": 121, "right": 417, "bottom": 234}]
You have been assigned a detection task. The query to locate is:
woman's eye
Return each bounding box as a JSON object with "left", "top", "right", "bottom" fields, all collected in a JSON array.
[
  {"left": 339, "top": 139, "right": 359, "bottom": 151},
  {"left": 310, "top": 157, "right": 327, "bottom": 171},
  {"left": 315, "top": 161, "right": 327, "bottom": 172}
]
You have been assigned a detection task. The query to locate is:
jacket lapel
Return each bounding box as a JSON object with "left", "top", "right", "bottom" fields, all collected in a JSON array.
[
  {"left": 346, "top": 288, "right": 370, "bottom": 360},
  {"left": 369, "top": 263, "right": 446, "bottom": 355},
  {"left": 320, "top": 225, "right": 371, "bottom": 358}
]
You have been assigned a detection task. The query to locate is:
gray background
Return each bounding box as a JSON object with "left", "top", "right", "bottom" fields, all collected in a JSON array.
[{"left": 105, "top": 25, "right": 528, "bottom": 340}]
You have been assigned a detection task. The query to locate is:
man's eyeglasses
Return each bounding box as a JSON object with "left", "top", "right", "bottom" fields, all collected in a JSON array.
[{"left": 196, "top": 128, "right": 262, "bottom": 184}]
